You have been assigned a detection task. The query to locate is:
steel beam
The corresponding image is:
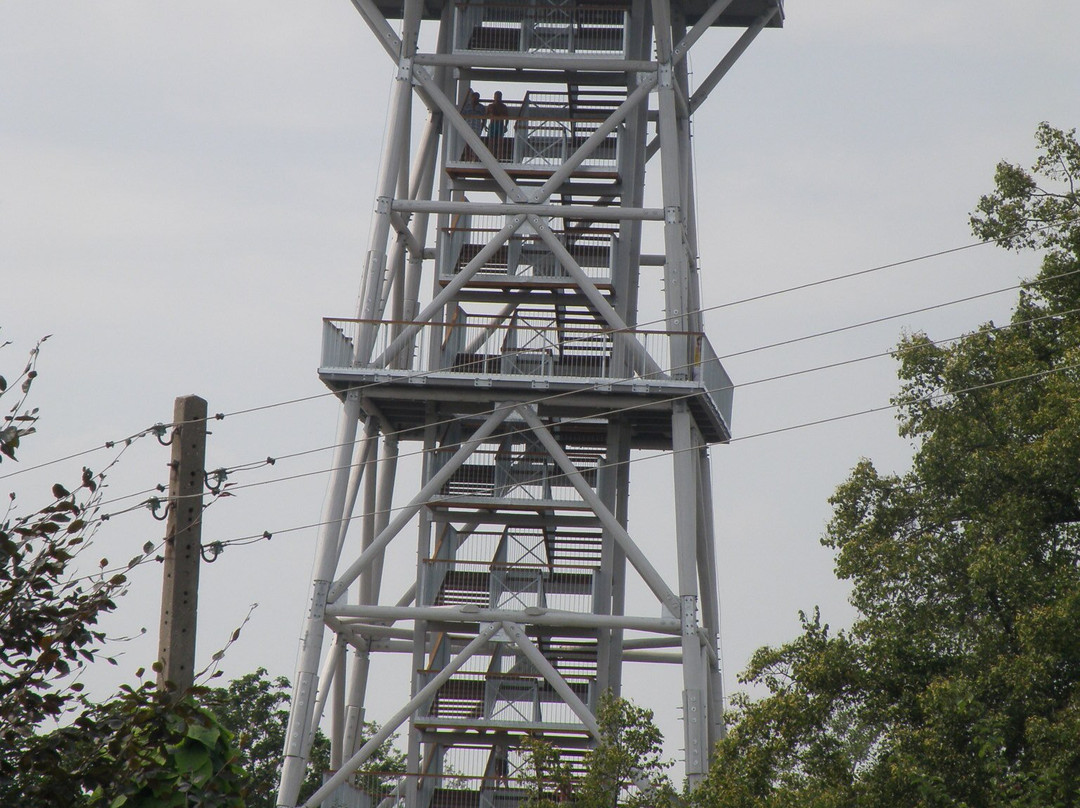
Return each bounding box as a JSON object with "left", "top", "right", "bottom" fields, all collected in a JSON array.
[
  {"left": 298, "top": 623, "right": 502, "bottom": 808},
  {"left": 516, "top": 404, "right": 681, "bottom": 617},
  {"left": 277, "top": 392, "right": 363, "bottom": 807},
  {"left": 325, "top": 603, "right": 682, "bottom": 634},
  {"left": 391, "top": 199, "right": 665, "bottom": 221},
  {"left": 326, "top": 405, "right": 514, "bottom": 603}
]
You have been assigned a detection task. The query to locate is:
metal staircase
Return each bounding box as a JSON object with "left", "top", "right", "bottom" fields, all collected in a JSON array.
[{"left": 276, "top": 0, "right": 783, "bottom": 805}]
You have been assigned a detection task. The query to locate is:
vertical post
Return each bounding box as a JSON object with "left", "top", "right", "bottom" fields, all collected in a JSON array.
[
  {"left": 278, "top": 392, "right": 363, "bottom": 807},
  {"left": 157, "top": 394, "right": 208, "bottom": 696},
  {"left": 673, "top": 403, "right": 706, "bottom": 786}
]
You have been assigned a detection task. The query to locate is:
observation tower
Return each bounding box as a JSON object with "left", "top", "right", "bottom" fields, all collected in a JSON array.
[{"left": 277, "top": 0, "right": 782, "bottom": 805}]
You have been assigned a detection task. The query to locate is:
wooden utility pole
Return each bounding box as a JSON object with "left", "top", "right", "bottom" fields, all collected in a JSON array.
[{"left": 157, "top": 394, "right": 208, "bottom": 695}]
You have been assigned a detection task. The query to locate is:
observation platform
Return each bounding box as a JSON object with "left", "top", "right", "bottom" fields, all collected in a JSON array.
[
  {"left": 318, "top": 317, "right": 734, "bottom": 448},
  {"left": 373, "top": 0, "right": 783, "bottom": 29}
]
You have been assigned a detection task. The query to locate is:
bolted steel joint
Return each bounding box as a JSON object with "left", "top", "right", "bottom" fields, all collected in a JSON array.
[
  {"left": 658, "top": 62, "right": 674, "bottom": 89},
  {"left": 681, "top": 595, "right": 699, "bottom": 635}
]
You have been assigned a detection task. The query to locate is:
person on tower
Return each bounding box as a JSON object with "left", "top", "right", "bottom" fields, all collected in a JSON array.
[
  {"left": 462, "top": 90, "right": 486, "bottom": 136},
  {"left": 460, "top": 90, "right": 486, "bottom": 160},
  {"left": 486, "top": 90, "right": 510, "bottom": 159}
]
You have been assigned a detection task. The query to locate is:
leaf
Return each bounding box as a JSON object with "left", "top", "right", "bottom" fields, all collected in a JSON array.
[
  {"left": 171, "top": 740, "right": 213, "bottom": 778},
  {"left": 185, "top": 721, "right": 221, "bottom": 749},
  {"left": 52, "top": 483, "right": 71, "bottom": 499}
]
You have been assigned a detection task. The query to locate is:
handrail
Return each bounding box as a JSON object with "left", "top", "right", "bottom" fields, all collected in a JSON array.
[
  {"left": 455, "top": 1, "right": 630, "bottom": 11},
  {"left": 322, "top": 316, "right": 705, "bottom": 339}
]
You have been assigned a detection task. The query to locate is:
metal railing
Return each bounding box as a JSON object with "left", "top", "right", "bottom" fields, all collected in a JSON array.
[
  {"left": 698, "top": 336, "right": 734, "bottom": 431},
  {"left": 439, "top": 213, "right": 616, "bottom": 286},
  {"left": 424, "top": 558, "right": 597, "bottom": 612},
  {"left": 422, "top": 669, "right": 594, "bottom": 729},
  {"left": 320, "top": 317, "right": 735, "bottom": 429},
  {"left": 454, "top": 1, "right": 628, "bottom": 56},
  {"left": 446, "top": 90, "right": 620, "bottom": 175},
  {"left": 323, "top": 316, "right": 720, "bottom": 381}
]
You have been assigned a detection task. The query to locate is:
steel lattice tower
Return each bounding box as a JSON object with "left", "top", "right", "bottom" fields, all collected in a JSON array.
[{"left": 277, "top": 1, "right": 782, "bottom": 805}]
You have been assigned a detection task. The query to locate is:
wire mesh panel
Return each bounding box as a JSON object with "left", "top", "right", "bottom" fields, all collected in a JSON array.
[
  {"left": 454, "top": 1, "right": 628, "bottom": 56},
  {"left": 444, "top": 90, "right": 620, "bottom": 179},
  {"left": 438, "top": 214, "right": 616, "bottom": 287}
]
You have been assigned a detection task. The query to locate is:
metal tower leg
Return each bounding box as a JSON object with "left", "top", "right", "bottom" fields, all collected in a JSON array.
[{"left": 278, "top": 394, "right": 361, "bottom": 806}]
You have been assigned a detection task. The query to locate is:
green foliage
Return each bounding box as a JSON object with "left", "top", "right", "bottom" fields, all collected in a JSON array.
[
  {"left": 0, "top": 336, "right": 152, "bottom": 792},
  {"left": 204, "top": 667, "right": 332, "bottom": 807},
  {"left": 0, "top": 337, "right": 246, "bottom": 807},
  {"left": 0, "top": 468, "right": 126, "bottom": 742},
  {"left": 520, "top": 693, "right": 675, "bottom": 808},
  {"left": 82, "top": 681, "right": 249, "bottom": 808},
  {"left": 203, "top": 667, "right": 405, "bottom": 808},
  {"left": 520, "top": 734, "right": 575, "bottom": 808},
  {"left": 203, "top": 668, "right": 307, "bottom": 808},
  {"left": 698, "top": 123, "right": 1080, "bottom": 807},
  {"left": 579, "top": 693, "right": 674, "bottom": 808},
  {"left": 5, "top": 678, "right": 250, "bottom": 807},
  {"left": 971, "top": 122, "right": 1080, "bottom": 256}
]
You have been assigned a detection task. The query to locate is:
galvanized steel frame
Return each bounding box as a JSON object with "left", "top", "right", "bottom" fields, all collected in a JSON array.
[{"left": 276, "top": 0, "right": 782, "bottom": 804}]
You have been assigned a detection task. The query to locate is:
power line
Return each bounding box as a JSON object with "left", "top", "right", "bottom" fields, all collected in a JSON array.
[
  {"left": 83, "top": 300, "right": 1080, "bottom": 514},
  {"left": 168, "top": 253, "right": 1080, "bottom": 430},
  {"left": 192, "top": 291, "right": 1078, "bottom": 498},
  {"left": 203, "top": 355, "right": 1080, "bottom": 555},
  {"left": 5, "top": 233, "right": 1073, "bottom": 482},
  {"left": 718, "top": 278, "right": 1035, "bottom": 361},
  {"left": 0, "top": 426, "right": 162, "bottom": 482}
]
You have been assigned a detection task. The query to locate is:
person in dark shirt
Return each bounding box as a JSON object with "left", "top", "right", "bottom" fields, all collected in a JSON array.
[{"left": 486, "top": 90, "right": 510, "bottom": 158}]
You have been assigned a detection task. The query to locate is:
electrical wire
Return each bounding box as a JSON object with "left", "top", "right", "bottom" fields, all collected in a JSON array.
[
  {"left": 45, "top": 285, "right": 1080, "bottom": 568},
  {"left": 64, "top": 299, "right": 1076, "bottom": 574},
  {"left": 183, "top": 292, "right": 1080, "bottom": 500},
  {"left": 159, "top": 244, "right": 1080, "bottom": 433},
  {"left": 76, "top": 299, "right": 1080, "bottom": 515},
  {"left": 202, "top": 354, "right": 1080, "bottom": 554},
  {"left": 60, "top": 485, "right": 238, "bottom": 585},
  {"left": 4, "top": 224, "right": 1073, "bottom": 484},
  {"left": 0, "top": 426, "right": 160, "bottom": 482}
]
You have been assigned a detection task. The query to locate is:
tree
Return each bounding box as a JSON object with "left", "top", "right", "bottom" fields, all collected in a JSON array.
[
  {"left": 0, "top": 335, "right": 148, "bottom": 799},
  {"left": 83, "top": 680, "right": 248, "bottom": 808},
  {"left": 0, "top": 336, "right": 247, "bottom": 806},
  {"left": 203, "top": 668, "right": 406, "bottom": 808},
  {"left": 520, "top": 692, "right": 676, "bottom": 808},
  {"left": 520, "top": 733, "right": 575, "bottom": 808},
  {"left": 697, "top": 123, "right": 1080, "bottom": 807}
]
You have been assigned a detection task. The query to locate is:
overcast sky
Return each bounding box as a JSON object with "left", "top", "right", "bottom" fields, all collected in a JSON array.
[{"left": 3, "top": 0, "right": 1078, "bottom": 765}]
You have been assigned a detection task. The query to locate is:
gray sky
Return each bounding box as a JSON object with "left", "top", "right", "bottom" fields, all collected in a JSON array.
[{"left": 3, "top": 0, "right": 1078, "bottom": 764}]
